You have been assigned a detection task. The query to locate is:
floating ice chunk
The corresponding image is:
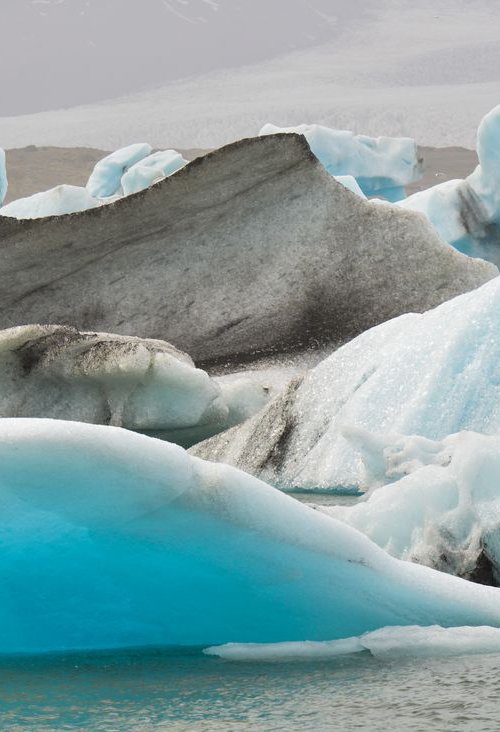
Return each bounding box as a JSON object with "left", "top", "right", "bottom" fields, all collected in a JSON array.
[
  {"left": 3, "top": 419, "right": 500, "bottom": 654},
  {"left": 0, "top": 325, "right": 268, "bottom": 445},
  {"left": 325, "top": 429, "right": 500, "bottom": 583},
  {"left": 192, "top": 275, "right": 500, "bottom": 490},
  {"left": 0, "top": 184, "right": 100, "bottom": 219},
  {"left": 205, "top": 625, "right": 500, "bottom": 662},
  {"left": 121, "top": 149, "right": 187, "bottom": 196},
  {"left": 398, "top": 105, "right": 500, "bottom": 264},
  {"left": 86, "top": 142, "right": 152, "bottom": 198},
  {"left": 260, "top": 122, "right": 421, "bottom": 199},
  {"left": 0, "top": 147, "right": 7, "bottom": 204}
]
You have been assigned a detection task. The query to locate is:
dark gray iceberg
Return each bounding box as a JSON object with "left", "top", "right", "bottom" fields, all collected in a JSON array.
[{"left": 0, "top": 134, "right": 495, "bottom": 366}]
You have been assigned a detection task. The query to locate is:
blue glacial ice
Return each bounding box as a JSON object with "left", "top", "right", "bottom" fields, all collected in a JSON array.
[
  {"left": 398, "top": 105, "right": 500, "bottom": 263},
  {"left": 324, "top": 429, "right": 500, "bottom": 582},
  {"left": 0, "top": 147, "right": 7, "bottom": 205},
  {"left": 259, "top": 122, "right": 421, "bottom": 200},
  {"left": 0, "top": 184, "right": 100, "bottom": 219},
  {"left": 2, "top": 419, "right": 500, "bottom": 655},
  {"left": 121, "top": 149, "right": 187, "bottom": 196},
  {"left": 86, "top": 142, "right": 152, "bottom": 198}
]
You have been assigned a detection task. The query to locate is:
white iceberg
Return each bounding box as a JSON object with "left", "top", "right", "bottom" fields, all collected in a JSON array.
[
  {"left": 324, "top": 429, "right": 500, "bottom": 583},
  {"left": 2, "top": 419, "right": 500, "bottom": 654},
  {"left": 398, "top": 105, "right": 500, "bottom": 263},
  {"left": 205, "top": 625, "right": 500, "bottom": 662},
  {"left": 0, "top": 184, "right": 100, "bottom": 219},
  {"left": 121, "top": 149, "right": 187, "bottom": 196},
  {"left": 86, "top": 142, "right": 152, "bottom": 198},
  {"left": 192, "top": 275, "right": 500, "bottom": 490},
  {"left": 0, "top": 147, "right": 7, "bottom": 205},
  {"left": 0, "top": 325, "right": 267, "bottom": 446},
  {"left": 259, "top": 123, "right": 421, "bottom": 200}
]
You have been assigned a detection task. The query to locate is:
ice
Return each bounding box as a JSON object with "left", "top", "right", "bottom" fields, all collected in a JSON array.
[
  {"left": 121, "top": 150, "right": 187, "bottom": 196},
  {"left": 205, "top": 625, "right": 500, "bottom": 662},
  {"left": 325, "top": 429, "right": 500, "bottom": 583},
  {"left": 260, "top": 123, "right": 421, "bottom": 199},
  {"left": 192, "top": 275, "right": 500, "bottom": 490},
  {"left": 0, "top": 147, "right": 7, "bottom": 205},
  {"left": 398, "top": 105, "right": 500, "bottom": 264},
  {"left": 333, "top": 175, "right": 366, "bottom": 198},
  {"left": 86, "top": 142, "right": 152, "bottom": 198},
  {"left": 2, "top": 418, "right": 500, "bottom": 654},
  {"left": 0, "top": 184, "right": 100, "bottom": 219},
  {"left": 0, "top": 325, "right": 267, "bottom": 446}
]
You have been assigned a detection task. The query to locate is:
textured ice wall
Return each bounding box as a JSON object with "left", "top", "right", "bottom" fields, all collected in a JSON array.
[
  {"left": 2, "top": 419, "right": 500, "bottom": 654},
  {"left": 0, "top": 134, "right": 494, "bottom": 365},
  {"left": 192, "top": 276, "right": 500, "bottom": 489}
]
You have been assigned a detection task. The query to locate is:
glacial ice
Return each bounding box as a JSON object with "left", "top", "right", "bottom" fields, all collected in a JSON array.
[
  {"left": 325, "top": 429, "right": 500, "bottom": 583},
  {"left": 192, "top": 275, "right": 500, "bottom": 490},
  {"left": 398, "top": 105, "right": 500, "bottom": 264},
  {"left": 0, "top": 147, "right": 6, "bottom": 205},
  {"left": 121, "top": 149, "right": 187, "bottom": 196},
  {"left": 205, "top": 625, "right": 500, "bottom": 662},
  {"left": 0, "top": 184, "right": 100, "bottom": 219},
  {"left": 0, "top": 325, "right": 267, "bottom": 446},
  {"left": 259, "top": 123, "right": 421, "bottom": 199},
  {"left": 333, "top": 175, "right": 366, "bottom": 198},
  {"left": 86, "top": 142, "right": 152, "bottom": 198},
  {"left": 2, "top": 419, "right": 500, "bottom": 654}
]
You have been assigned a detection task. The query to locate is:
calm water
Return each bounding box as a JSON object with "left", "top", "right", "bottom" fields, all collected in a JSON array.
[
  {"left": 2, "top": 647, "right": 500, "bottom": 731},
  {"left": 4, "top": 492, "right": 499, "bottom": 731}
]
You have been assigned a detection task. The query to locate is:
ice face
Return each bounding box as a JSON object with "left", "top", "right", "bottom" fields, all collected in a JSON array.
[
  {"left": 260, "top": 123, "right": 421, "bottom": 199},
  {"left": 121, "top": 150, "right": 187, "bottom": 196},
  {"left": 192, "top": 275, "right": 500, "bottom": 490},
  {"left": 398, "top": 105, "right": 500, "bottom": 264},
  {"left": 86, "top": 142, "right": 152, "bottom": 198},
  {"left": 0, "top": 184, "right": 100, "bottom": 219},
  {"left": 324, "top": 429, "right": 500, "bottom": 583},
  {"left": 0, "top": 148, "right": 7, "bottom": 205},
  {"left": 0, "top": 325, "right": 267, "bottom": 446},
  {"left": 2, "top": 419, "right": 500, "bottom": 655}
]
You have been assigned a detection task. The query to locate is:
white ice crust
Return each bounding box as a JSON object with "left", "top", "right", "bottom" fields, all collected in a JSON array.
[
  {"left": 260, "top": 122, "right": 421, "bottom": 199},
  {"left": 121, "top": 149, "right": 187, "bottom": 196},
  {"left": 0, "top": 184, "right": 100, "bottom": 219},
  {"left": 86, "top": 142, "right": 152, "bottom": 198}
]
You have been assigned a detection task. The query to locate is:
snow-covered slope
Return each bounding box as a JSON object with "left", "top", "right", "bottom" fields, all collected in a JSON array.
[{"left": 1, "top": 1, "right": 499, "bottom": 148}]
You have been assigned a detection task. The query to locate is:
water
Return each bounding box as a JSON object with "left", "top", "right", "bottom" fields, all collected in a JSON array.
[{"left": 2, "top": 647, "right": 500, "bottom": 731}]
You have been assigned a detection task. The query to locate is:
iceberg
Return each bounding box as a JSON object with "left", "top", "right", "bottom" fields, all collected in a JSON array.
[
  {"left": 121, "top": 149, "right": 187, "bottom": 196},
  {"left": 398, "top": 105, "right": 500, "bottom": 264},
  {"left": 0, "top": 184, "right": 100, "bottom": 219},
  {"left": 86, "top": 142, "right": 152, "bottom": 198},
  {"left": 0, "top": 325, "right": 266, "bottom": 446},
  {"left": 2, "top": 418, "right": 500, "bottom": 654},
  {"left": 0, "top": 134, "right": 493, "bottom": 364},
  {"left": 259, "top": 123, "right": 421, "bottom": 200},
  {"left": 324, "top": 429, "right": 500, "bottom": 584},
  {"left": 192, "top": 275, "right": 500, "bottom": 490},
  {"left": 206, "top": 625, "right": 500, "bottom": 662},
  {"left": 0, "top": 147, "right": 6, "bottom": 205}
]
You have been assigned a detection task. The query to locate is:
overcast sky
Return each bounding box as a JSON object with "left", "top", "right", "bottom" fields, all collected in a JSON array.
[{"left": 0, "top": 0, "right": 370, "bottom": 116}]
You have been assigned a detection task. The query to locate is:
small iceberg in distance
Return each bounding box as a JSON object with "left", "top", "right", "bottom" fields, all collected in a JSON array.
[
  {"left": 2, "top": 419, "right": 500, "bottom": 655},
  {"left": 205, "top": 625, "right": 500, "bottom": 662}
]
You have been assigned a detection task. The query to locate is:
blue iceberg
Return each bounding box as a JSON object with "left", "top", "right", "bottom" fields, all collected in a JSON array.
[{"left": 2, "top": 419, "right": 500, "bottom": 655}]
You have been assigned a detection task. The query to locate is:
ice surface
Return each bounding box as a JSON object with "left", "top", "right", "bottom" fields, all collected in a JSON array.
[
  {"left": 205, "top": 625, "right": 500, "bottom": 662},
  {"left": 260, "top": 123, "right": 420, "bottom": 199},
  {"left": 192, "top": 275, "right": 500, "bottom": 490},
  {"left": 86, "top": 142, "right": 152, "bottom": 198},
  {"left": 398, "top": 105, "right": 500, "bottom": 264},
  {"left": 0, "top": 325, "right": 267, "bottom": 446},
  {"left": 0, "top": 148, "right": 7, "bottom": 205},
  {"left": 325, "top": 429, "right": 500, "bottom": 583},
  {"left": 2, "top": 419, "right": 500, "bottom": 654},
  {"left": 333, "top": 175, "right": 366, "bottom": 198},
  {"left": 121, "top": 150, "right": 187, "bottom": 196},
  {"left": 0, "top": 184, "right": 100, "bottom": 219}
]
